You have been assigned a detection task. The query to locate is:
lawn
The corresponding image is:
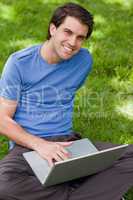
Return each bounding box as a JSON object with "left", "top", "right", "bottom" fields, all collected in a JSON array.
[{"left": 0, "top": 0, "right": 133, "bottom": 199}]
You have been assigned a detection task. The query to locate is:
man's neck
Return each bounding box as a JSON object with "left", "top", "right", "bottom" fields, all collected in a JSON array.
[{"left": 40, "top": 40, "right": 61, "bottom": 64}]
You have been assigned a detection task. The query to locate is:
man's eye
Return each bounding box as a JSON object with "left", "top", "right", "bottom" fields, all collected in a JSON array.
[
  {"left": 64, "top": 30, "right": 72, "bottom": 35},
  {"left": 78, "top": 36, "right": 85, "bottom": 41}
]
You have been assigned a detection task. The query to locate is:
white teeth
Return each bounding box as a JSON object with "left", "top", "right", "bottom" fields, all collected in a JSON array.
[{"left": 64, "top": 46, "right": 72, "bottom": 53}]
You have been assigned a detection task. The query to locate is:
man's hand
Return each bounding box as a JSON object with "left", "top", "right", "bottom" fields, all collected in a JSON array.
[
  {"left": 0, "top": 97, "right": 73, "bottom": 166},
  {"left": 34, "top": 138, "right": 73, "bottom": 167}
]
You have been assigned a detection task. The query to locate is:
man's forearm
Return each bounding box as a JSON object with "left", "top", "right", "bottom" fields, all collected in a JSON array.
[
  {"left": 0, "top": 115, "right": 46, "bottom": 150},
  {"left": 0, "top": 115, "right": 73, "bottom": 165}
]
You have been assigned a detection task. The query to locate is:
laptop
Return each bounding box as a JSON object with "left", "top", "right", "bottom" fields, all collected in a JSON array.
[{"left": 23, "top": 138, "right": 128, "bottom": 187}]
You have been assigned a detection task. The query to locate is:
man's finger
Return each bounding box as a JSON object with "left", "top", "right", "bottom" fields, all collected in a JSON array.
[
  {"left": 56, "top": 141, "right": 73, "bottom": 146},
  {"left": 47, "top": 158, "right": 54, "bottom": 167},
  {"left": 53, "top": 153, "right": 63, "bottom": 162},
  {"left": 60, "top": 146, "right": 71, "bottom": 157},
  {"left": 57, "top": 150, "right": 69, "bottom": 160}
]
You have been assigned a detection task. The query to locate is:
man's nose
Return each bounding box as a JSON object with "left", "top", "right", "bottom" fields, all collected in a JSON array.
[{"left": 69, "top": 36, "right": 77, "bottom": 47}]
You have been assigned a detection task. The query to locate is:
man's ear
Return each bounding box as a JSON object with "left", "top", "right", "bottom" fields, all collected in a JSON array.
[{"left": 49, "top": 23, "right": 57, "bottom": 37}]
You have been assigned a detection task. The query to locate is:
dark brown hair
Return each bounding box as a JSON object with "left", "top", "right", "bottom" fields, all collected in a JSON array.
[{"left": 47, "top": 2, "right": 94, "bottom": 40}]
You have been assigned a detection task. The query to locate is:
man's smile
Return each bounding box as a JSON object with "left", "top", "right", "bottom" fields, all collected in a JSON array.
[{"left": 63, "top": 45, "right": 74, "bottom": 54}]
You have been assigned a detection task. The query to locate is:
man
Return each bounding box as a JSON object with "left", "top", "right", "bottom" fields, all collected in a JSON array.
[{"left": 0, "top": 2, "right": 132, "bottom": 200}]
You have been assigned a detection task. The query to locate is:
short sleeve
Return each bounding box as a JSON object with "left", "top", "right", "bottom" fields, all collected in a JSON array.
[{"left": 0, "top": 55, "right": 22, "bottom": 101}]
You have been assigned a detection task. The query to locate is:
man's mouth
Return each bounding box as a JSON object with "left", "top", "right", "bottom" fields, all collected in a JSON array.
[{"left": 63, "top": 45, "right": 73, "bottom": 54}]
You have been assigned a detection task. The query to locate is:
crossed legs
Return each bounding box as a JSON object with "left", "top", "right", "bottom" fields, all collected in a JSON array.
[{"left": 0, "top": 134, "right": 133, "bottom": 200}]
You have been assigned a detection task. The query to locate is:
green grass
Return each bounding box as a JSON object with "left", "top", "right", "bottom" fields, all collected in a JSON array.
[{"left": 0, "top": 0, "right": 133, "bottom": 199}]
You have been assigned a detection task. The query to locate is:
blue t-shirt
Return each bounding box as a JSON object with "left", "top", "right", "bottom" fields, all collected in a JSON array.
[{"left": 0, "top": 44, "right": 92, "bottom": 138}]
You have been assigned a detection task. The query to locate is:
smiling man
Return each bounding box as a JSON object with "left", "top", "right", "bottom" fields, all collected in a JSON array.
[
  {"left": 42, "top": 16, "right": 89, "bottom": 63},
  {"left": 0, "top": 2, "right": 133, "bottom": 200},
  {"left": 0, "top": 3, "right": 94, "bottom": 167}
]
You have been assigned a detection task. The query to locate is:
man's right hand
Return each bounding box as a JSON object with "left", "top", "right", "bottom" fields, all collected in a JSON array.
[
  {"left": 0, "top": 97, "right": 73, "bottom": 167},
  {"left": 33, "top": 138, "right": 73, "bottom": 167}
]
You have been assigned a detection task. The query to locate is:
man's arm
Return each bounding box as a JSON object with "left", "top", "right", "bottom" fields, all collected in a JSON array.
[{"left": 0, "top": 97, "right": 72, "bottom": 166}]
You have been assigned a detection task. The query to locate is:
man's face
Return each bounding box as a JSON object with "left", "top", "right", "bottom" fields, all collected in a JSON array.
[{"left": 49, "top": 16, "right": 88, "bottom": 61}]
